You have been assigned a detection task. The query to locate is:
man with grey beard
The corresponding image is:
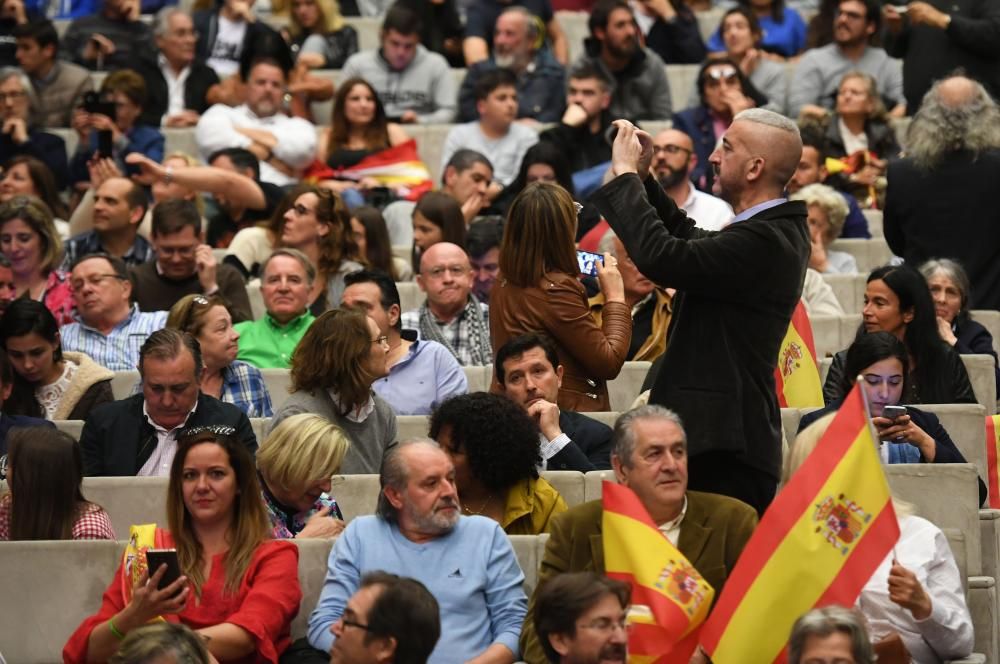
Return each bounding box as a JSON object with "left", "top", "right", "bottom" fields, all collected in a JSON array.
[
  {"left": 457, "top": 6, "right": 566, "bottom": 123},
  {"left": 884, "top": 75, "right": 1000, "bottom": 310},
  {"left": 651, "top": 128, "right": 732, "bottom": 231},
  {"left": 292, "top": 439, "right": 528, "bottom": 664}
]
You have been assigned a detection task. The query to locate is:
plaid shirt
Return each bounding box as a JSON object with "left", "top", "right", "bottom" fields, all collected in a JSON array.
[
  {"left": 0, "top": 494, "right": 116, "bottom": 540},
  {"left": 60, "top": 304, "right": 168, "bottom": 371},
  {"left": 400, "top": 301, "right": 491, "bottom": 366},
  {"left": 220, "top": 361, "right": 273, "bottom": 418},
  {"left": 62, "top": 230, "right": 156, "bottom": 269}
]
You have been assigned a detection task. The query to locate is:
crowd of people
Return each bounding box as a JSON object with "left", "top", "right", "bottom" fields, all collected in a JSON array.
[{"left": 0, "top": 0, "right": 998, "bottom": 661}]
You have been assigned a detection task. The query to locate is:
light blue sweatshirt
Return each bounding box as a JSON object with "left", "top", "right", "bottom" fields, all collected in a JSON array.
[{"left": 307, "top": 514, "right": 527, "bottom": 661}]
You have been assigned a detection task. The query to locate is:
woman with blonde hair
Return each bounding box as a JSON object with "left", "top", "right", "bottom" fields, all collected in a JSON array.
[
  {"left": 790, "top": 183, "right": 857, "bottom": 274},
  {"left": 787, "top": 415, "right": 974, "bottom": 663},
  {"left": 268, "top": 308, "right": 394, "bottom": 474},
  {"left": 285, "top": 0, "right": 357, "bottom": 69},
  {"left": 166, "top": 294, "right": 273, "bottom": 418},
  {"left": 257, "top": 413, "right": 350, "bottom": 539},
  {"left": 0, "top": 195, "right": 73, "bottom": 324},
  {"left": 64, "top": 427, "right": 302, "bottom": 663},
  {"left": 490, "top": 182, "right": 632, "bottom": 411}
]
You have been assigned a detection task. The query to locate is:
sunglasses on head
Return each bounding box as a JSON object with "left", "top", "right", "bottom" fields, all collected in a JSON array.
[{"left": 704, "top": 68, "right": 739, "bottom": 84}]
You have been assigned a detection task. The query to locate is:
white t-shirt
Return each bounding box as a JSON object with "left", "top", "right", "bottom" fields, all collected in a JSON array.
[{"left": 207, "top": 15, "right": 248, "bottom": 78}]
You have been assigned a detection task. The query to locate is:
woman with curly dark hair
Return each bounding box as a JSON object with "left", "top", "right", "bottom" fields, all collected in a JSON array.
[{"left": 429, "top": 392, "right": 567, "bottom": 535}]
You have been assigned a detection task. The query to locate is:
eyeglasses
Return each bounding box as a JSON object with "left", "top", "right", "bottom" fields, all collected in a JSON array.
[
  {"left": 69, "top": 273, "right": 124, "bottom": 291},
  {"left": 169, "top": 28, "right": 199, "bottom": 38},
  {"left": 0, "top": 91, "right": 25, "bottom": 103},
  {"left": 579, "top": 618, "right": 630, "bottom": 634},
  {"left": 652, "top": 144, "right": 693, "bottom": 157},
  {"left": 156, "top": 245, "right": 197, "bottom": 259},
  {"left": 341, "top": 618, "right": 372, "bottom": 632},
  {"left": 424, "top": 265, "right": 469, "bottom": 279}
]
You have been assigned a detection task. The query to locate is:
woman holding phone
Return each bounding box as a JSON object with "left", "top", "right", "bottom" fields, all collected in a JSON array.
[
  {"left": 63, "top": 427, "right": 301, "bottom": 663},
  {"left": 490, "top": 182, "right": 632, "bottom": 411}
]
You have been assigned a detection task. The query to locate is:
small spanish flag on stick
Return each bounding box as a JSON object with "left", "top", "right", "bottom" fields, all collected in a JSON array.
[
  {"left": 602, "top": 481, "right": 713, "bottom": 663},
  {"left": 774, "top": 300, "right": 824, "bottom": 408},
  {"left": 984, "top": 415, "right": 1000, "bottom": 508},
  {"left": 700, "top": 382, "right": 899, "bottom": 663}
]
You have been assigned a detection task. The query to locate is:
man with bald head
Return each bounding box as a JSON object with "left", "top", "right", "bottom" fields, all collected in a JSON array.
[
  {"left": 589, "top": 111, "right": 810, "bottom": 514},
  {"left": 400, "top": 243, "right": 492, "bottom": 366},
  {"left": 652, "top": 128, "right": 732, "bottom": 231},
  {"left": 884, "top": 75, "right": 1000, "bottom": 310}
]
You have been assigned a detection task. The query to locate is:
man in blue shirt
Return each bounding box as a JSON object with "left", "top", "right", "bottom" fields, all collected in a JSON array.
[
  {"left": 301, "top": 439, "right": 527, "bottom": 663},
  {"left": 342, "top": 269, "right": 467, "bottom": 416}
]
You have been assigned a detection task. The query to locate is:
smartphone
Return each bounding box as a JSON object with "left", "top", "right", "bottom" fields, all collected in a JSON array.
[
  {"left": 881, "top": 405, "right": 908, "bottom": 422},
  {"left": 145, "top": 549, "right": 182, "bottom": 591},
  {"left": 891, "top": 4, "right": 909, "bottom": 12},
  {"left": 82, "top": 91, "right": 116, "bottom": 118},
  {"left": 576, "top": 250, "right": 604, "bottom": 277},
  {"left": 96, "top": 130, "right": 113, "bottom": 159}
]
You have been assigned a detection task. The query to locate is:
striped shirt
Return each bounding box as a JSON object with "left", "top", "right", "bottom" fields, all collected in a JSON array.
[{"left": 59, "top": 304, "right": 168, "bottom": 371}]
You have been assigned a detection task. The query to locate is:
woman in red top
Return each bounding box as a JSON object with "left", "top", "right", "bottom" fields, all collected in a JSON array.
[{"left": 63, "top": 427, "right": 302, "bottom": 664}]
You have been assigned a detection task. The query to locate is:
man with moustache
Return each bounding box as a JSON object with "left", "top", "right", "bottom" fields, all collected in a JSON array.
[
  {"left": 519, "top": 406, "right": 757, "bottom": 663},
  {"left": 293, "top": 439, "right": 528, "bottom": 664},
  {"left": 650, "top": 128, "right": 732, "bottom": 231}
]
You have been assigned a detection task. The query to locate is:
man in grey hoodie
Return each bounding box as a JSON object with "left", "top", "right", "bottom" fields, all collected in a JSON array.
[{"left": 341, "top": 3, "right": 456, "bottom": 124}]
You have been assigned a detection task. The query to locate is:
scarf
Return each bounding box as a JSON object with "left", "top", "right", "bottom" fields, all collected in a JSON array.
[{"left": 418, "top": 295, "right": 492, "bottom": 366}]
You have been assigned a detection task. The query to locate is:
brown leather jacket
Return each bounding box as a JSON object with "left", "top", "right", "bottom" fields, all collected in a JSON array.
[{"left": 489, "top": 271, "right": 632, "bottom": 411}]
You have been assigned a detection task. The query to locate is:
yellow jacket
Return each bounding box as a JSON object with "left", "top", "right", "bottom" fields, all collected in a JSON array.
[
  {"left": 588, "top": 288, "right": 673, "bottom": 362},
  {"left": 501, "top": 477, "right": 568, "bottom": 536}
]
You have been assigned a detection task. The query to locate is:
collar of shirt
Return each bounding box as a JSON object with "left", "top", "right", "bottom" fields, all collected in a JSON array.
[
  {"left": 327, "top": 389, "right": 375, "bottom": 423},
  {"left": 157, "top": 53, "right": 191, "bottom": 80},
  {"left": 142, "top": 395, "right": 199, "bottom": 435},
  {"left": 265, "top": 311, "right": 312, "bottom": 331},
  {"left": 657, "top": 494, "right": 688, "bottom": 545},
  {"left": 730, "top": 198, "right": 787, "bottom": 224}
]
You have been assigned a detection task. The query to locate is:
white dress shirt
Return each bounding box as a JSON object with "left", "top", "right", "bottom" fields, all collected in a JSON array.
[{"left": 137, "top": 400, "right": 198, "bottom": 477}]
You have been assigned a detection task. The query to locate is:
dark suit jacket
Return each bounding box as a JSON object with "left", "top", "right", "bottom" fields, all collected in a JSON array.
[
  {"left": 0, "top": 413, "right": 54, "bottom": 457},
  {"left": 80, "top": 393, "right": 257, "bottom": 476},
  {"left": 134, "top": 56, "right": 221, "bottom": 127},
  {"left": 671, "top": 105, "right": 716, "bottom": 192},
  {"left": 591, "top": 175, "right": 810, "bottom": 481},
  {"left": 519, "top": 491, "right": 758, "bottom": 663},
  {"left": 884, "top": 150, "right": 1000, "bottom": 311},
  {"left": 548, "top": 411, "right": 612, "bottom": 471}
]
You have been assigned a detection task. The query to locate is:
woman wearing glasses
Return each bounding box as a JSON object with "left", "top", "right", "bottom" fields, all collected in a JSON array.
[
  {"left": 673, "top": 56, "right": 768, "bottom": 192},
  {"left": 490, "top": 183, "right": 631, "bottom": 412},
  {"left": 0, "top": 195, "right": 74, "bottom": 324},
  {"left": 0, "top": 299, "right": 113, "bottom": 421},
  {"left": 64, "top": 426, "right": 302, "bottom": 663},
  {"left": 166, "top": 294, "right": 273, "bottom": 418},
  {"left": 279, "top": 186, "right": 363, "bottom": 315},
  {"left": 268, "top": 308, "right": 394, "bottom": 474}
]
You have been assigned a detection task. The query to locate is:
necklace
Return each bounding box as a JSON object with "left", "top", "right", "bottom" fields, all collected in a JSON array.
[{"left": 462, "top": 494, "right": 494, "bottom": 516}]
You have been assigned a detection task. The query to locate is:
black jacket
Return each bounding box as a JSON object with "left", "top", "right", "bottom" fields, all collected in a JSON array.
[
  {"left": 538, "top": 110, "right": 613, "bottom": 174},
  {"left": 80, "top": 393, "right": 257, "bottom": 476},
  {"left": 799, "top": 402, "right": 987, "bottom": 505},
  {"left": 591, "top": 174, "right": 810, "bottom": 481},
  {"left": 546, "top": 411, "right": 613, "bottom": 472},
  {"left": 884, "top": 149, "right": 1000, "bottom": 311},
  {"left": 134, "top": 56, "right": 221, "bottom": 127},
  {"left": 0, "top": 130, "right": 68, "bottom": 190},
  {"left": 823, "top": 346, "right": 977, "bottom": 406}
]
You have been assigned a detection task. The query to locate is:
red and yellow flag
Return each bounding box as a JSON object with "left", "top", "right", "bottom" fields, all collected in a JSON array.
[
  {"left": 305, "top": 139, "right": 434, "bottom": 201},
  {"left": 700, "top": 383, "right": 899, "bottom": 664},
  {"left": 602, "top": 481, "right": 714, "bottom": 664},
  {"left": 984, "top": 415, "right": 1000, "bottom": 508},
  {"left": 774, "top": 300, "right": 824, "bottom": 408}
]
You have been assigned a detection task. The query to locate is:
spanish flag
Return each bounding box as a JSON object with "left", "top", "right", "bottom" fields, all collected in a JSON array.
[
  {"left": 602, "top": 481, "right": 713, "bottom": 663},
  {"left": 774, "top": 300, "right": 824, "bottom": 408},
  {"left": 305, "top": 139, "right": 434, "bottom": 201},
  {"left": 700, "top": 383, "right": 899, "bottom": 664},
  {"left": 984, "top": 415, "right": 1000, "bottom": 509}
]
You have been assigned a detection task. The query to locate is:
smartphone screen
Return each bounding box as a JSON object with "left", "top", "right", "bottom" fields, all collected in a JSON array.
[
  {"left": 576, "top": 250, "right": 604, "bottom": 277},
  {"left": 145, "top": 549, "right": 182, "bottom": 591}
]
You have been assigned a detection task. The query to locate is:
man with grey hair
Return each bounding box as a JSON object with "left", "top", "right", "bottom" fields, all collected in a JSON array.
[
  {"left": 133, "top": 7, "right": 220, "bottom": 128},
  {"left": 589, "top": 112, "right": 810, "bottom": 515},
  {"left": 0, "top": 67, "right": 67, "bottom": 189},
  {"left": 519, "top": 405, "right": 758, "bottom": 662},
  {"left": 457, "top": 6, "right": 566, "bottom": 124},
  {"left": 297, "top": 439, "right": 528, "bottom": 664},
  {"left": 234, "top": 248, "right": 316, "bottom": 369},
  {"left": 79, "top": 328, "right": 256, "bottom": 477},
  {"left": 788, "top": 606, "right": 874, "bottom": 664},
  {"left": 885, "top": 75, "right": 1000, "bottom": 311}
]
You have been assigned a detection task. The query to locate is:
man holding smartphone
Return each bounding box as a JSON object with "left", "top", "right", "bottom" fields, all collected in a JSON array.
[{"left": 591, "top": 113, "right": 810, "bottom": 515}]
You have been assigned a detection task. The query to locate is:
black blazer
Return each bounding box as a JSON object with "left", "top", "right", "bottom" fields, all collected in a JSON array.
[
  {"left": 134, "top": 56, "right": 221, "bottom": 127},
  {"left": 0, "top": 414, "right": 53, "bottom": 457},
  {"left": 547, "top": 410, "right": 613, "bottom": 472},
  {"left": 80, "top": 393, "right": 257, "bottom": 476},
  {"left": 591, "top": 174, "right": 810, "bottom": 480}
]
